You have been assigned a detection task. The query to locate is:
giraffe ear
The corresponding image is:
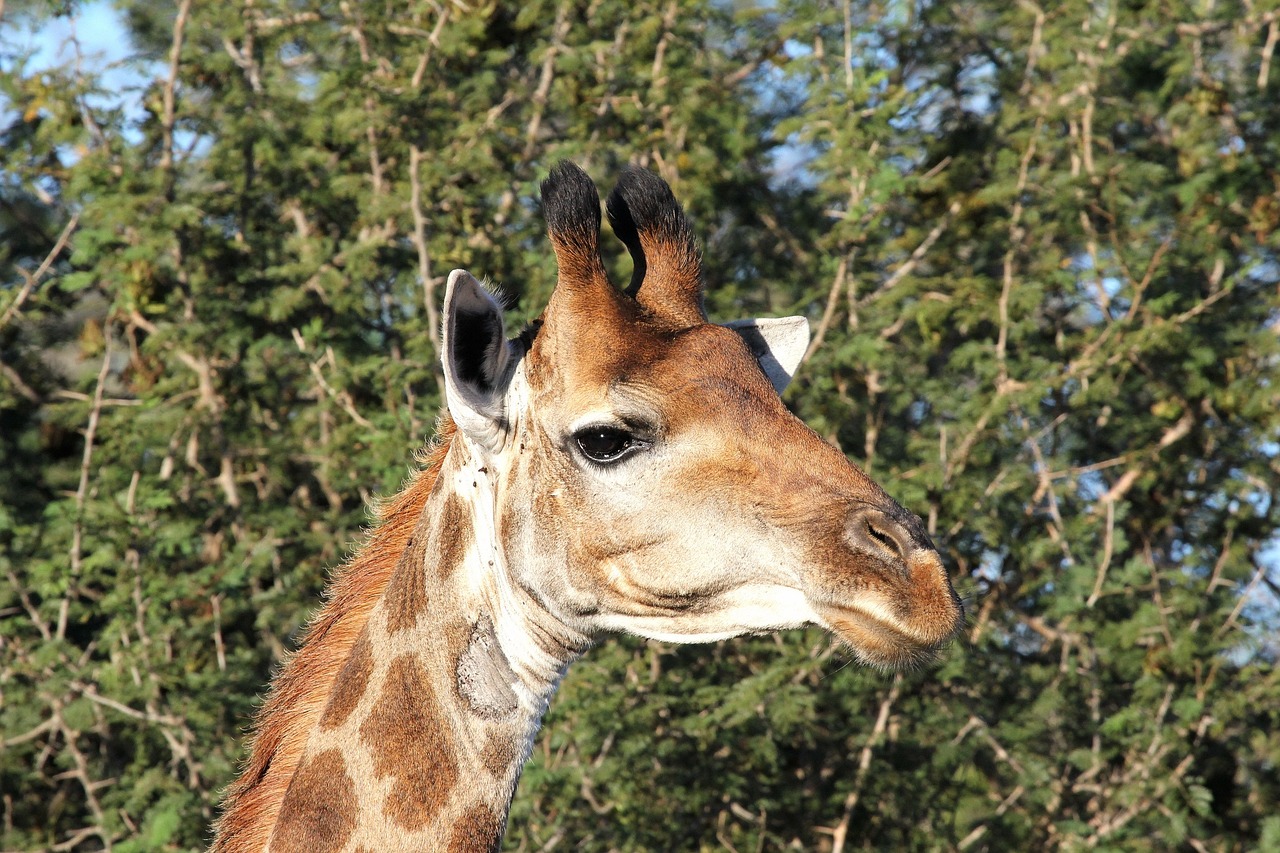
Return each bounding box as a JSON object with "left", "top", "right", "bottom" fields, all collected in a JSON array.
[
  {"left": 721, "top": 316, "right": 810, "bottom": 395},
  {"left": 442, "top": 269, "right": 513, "bottom": 450}
]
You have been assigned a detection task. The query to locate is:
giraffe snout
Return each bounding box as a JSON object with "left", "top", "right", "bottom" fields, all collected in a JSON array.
[{"left": 827, "top": 503, "right": 964, "bottom": 656}]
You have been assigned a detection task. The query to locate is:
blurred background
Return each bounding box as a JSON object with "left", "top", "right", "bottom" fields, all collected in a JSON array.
[{"left": 2, "top": 0, "right": 1278, "bottom": 849}]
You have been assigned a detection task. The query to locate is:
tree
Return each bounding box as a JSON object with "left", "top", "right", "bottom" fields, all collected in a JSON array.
[{"left": 1, "top": 0, "right": 1277, "bottom": 849}]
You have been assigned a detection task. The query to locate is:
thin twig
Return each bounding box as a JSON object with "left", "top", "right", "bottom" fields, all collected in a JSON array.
[
  {"left": 522, "top": 1, "right": 571, "bottom": 160},
  {"left": 1085, "top": 499, "right": 1115, "bottom": 606},
  {"left": 855, "top": 199, "right": 961, "bottom": 310},
  {"left": 409, "top": 145, "right": 440, "bottom": 352},
  {"left": 0, "top": 213, "right": 81, "bottom": 332},
  {"left": 997, "top": 116, "right": 1042, "bottom": 389},
  {"left": 57, "top": 338, "right": 114, "bottom": 641},
  {"left": 159, "top": 0, "right": 193, "bottom": 186},
  {"left": 802, "top": 254, "right": 849, "bottom": 363},
  {"left": 830, "top": 675, "right": 901, "bottom": 853},
  {"left": 71, "top": 683, "right": 185, "bottom": 727},
  {"left": 1260, "top": 19, "right": 1278, "bottom": 89},
  {"left": 410, "top": 4, "right": 451, "bottom": 89}
]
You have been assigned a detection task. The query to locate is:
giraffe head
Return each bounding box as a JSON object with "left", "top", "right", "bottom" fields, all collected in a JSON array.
[{"left": 441, "top": 162, "right": 962, "bottom": 668}]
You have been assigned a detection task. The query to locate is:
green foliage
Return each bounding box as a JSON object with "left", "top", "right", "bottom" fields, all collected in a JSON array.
[{"left": 2, "top": 0, "right": 1278, "bottom": 850}]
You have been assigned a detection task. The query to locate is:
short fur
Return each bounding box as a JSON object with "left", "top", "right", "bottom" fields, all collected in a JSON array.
[{"left": 212, "top": 163, "right": 963, "bottom": 850}]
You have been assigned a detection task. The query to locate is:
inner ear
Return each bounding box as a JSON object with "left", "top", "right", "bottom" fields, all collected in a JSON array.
[
  {"left": 452, "top": 299, "right": 505, "bottom": 389},
  {"left": 442, "top": 270, "right": 512, "bottom": 447}
]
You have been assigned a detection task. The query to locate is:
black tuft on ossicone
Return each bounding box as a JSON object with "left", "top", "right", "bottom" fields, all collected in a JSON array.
[
  {"left": 540, "top": 161, "right": 602, "bottom": 247},
  {"left": 603, "top": 171, "right": 644, "bottom": 294},
  {"left": 604, "top": 166, "right": 703, "bottom": 324},
  {"left": 605, "top": 166, "right": 700, "bottom": 297},
  {"left": 606, "top": 166, "right": 689, "bottom": 242}
]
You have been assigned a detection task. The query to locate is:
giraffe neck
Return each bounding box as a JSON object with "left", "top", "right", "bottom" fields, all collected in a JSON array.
[{"left": 248, "top": 431, "right": 590, "bottom": 852}]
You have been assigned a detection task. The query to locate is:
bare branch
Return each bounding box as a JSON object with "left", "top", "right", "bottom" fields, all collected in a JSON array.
[
  {"left": 410, "top": 5, "right": 451, "bottom": 89},
  {"left": 71, "top": 683, "right": 185, "bottom": 727},
  {"left": 0, "top": 359, "right": 41, "bottom": 402},
  {"left": 1085, "top": 498, "right": 1116, "bottom": 607},
  {"left": 997, "top": 116, "right": 1043, "bottom": 389},
  {"left": 409, "top": 145, "right": 440, "bottom": 352},
  {"left": 3, "top": 717, "right": 56, "bottom": 748},
  {"left": 855, "top": 199, "right": 961, "bottom": 310},
  {"left": 802, "top": 254, "right": 849, "bottom": 363},
  {"left": 522, "top": 1, "right": 571, "bottom": 160},
  {"left": 830, "top": 675, "right": 901, "bottom": 853},
  {"left": 6, "top": 567, "right": 51, "bottom": 641},
  {"left": 1261, "top": 19, "right": 1278, "bottom": 89},
  {"left": 0, "top": 212, "right": 81, "bottom": 332},
  {"left": 159, "top": 0, "right": 193, "bottom": 184},
  {"left": 57, "top": 338, "right": 114, "bottom": 641}
]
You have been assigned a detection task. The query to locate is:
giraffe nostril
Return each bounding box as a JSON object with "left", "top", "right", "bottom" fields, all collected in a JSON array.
[
  {"left": 864, "top": 520, "right": 904, "bottom": 559},
  {"left": 846, "top": 507, "right": 916, "bottom": 565}
]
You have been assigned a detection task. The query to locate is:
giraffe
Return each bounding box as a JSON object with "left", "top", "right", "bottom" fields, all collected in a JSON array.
[{"left": 210, "top": 162, "right": 964, "bottom": 851}]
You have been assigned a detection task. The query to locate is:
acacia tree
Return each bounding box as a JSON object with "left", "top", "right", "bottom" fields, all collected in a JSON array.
[
  {"left": 2, "top": 0, "right": 1278, "bottom": 850},
  {"left": 764, "top": 0, "right": 1280, "bottom": 847}
]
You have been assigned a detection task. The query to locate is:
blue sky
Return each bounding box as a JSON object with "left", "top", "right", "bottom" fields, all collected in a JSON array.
[
  {"left": 4, "top": 1, "right": 130, "bottom": 70},
  {"left": 1, "top": 1, "right": 147, "bottom": 125}
]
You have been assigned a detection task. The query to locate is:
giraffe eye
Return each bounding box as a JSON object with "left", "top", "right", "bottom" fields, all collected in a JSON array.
[{"left": 573, "top": 426, "right": 645, "bottom": 464}]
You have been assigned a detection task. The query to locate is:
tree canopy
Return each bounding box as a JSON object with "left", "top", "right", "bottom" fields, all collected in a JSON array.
[{"left": 2, "top": 0, "right": 1278, "bottom": 849}]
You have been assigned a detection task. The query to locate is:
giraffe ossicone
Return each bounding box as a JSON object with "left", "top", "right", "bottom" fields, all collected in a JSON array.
[{"left": 212, "top": 162, "right": 964, "bottom": 852}]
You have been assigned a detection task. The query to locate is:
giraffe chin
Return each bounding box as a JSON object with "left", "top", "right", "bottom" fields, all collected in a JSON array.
[{"left": 819, "top": 607, "right": 957, "bottom": 671}]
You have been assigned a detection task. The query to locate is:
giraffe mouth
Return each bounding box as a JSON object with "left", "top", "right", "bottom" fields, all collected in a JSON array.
[{"left": 818, "top": 604, "right": 956, "bottom": 670}]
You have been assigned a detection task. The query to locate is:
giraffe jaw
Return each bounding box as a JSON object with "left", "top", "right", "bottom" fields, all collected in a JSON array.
[{"left": 589, "top": 583, "right": 815, "bottom": 644}]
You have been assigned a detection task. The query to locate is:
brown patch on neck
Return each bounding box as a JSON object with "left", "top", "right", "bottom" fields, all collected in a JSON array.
[
  {"left": 318, "top": 628, "right": 374, "bottom": 730},
  {"left": 481, "top": 729, "right": 521, "bottom": 778},
  {"left": 435, "top": 492, "right": 471, "bottom": 580},
  {"left": 211, "top": 417, "right": 457, "bottom": 853},
  {"left": 382, "top": 527, "right": 432, "bottom": 634},
  {"left": 383, "top": 490, "right": 471, "bottom": 634},
  {"left": 360, "top": 653, "right": 459, "bottom": 830},
  {"left": 270, "top": 749, "right": 356, "bottom": 853},
  {"left": 447, "top": 802, "right": 504, "bottom": 853}
]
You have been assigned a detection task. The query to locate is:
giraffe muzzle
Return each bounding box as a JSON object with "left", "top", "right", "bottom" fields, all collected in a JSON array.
[{"left": 805, "top": 503, "right": 966, "bottom": 666}]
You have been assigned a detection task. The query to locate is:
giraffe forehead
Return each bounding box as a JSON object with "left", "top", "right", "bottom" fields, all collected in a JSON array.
[
  {"left": 527, "top": 320, "right": 778, "bottom": 426},
  {"left": 507, "top": 323, "right": 843, "bottom": 512}
]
